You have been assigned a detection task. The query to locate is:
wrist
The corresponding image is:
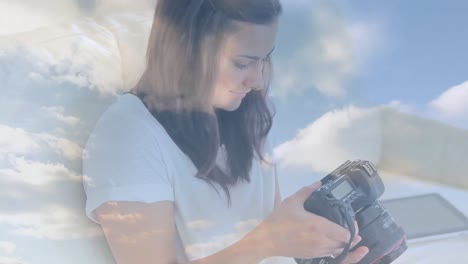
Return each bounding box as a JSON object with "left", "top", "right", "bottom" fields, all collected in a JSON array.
[
  {"left": 243, "top": 221, "right": 276, "bottom": 260},
  {"left": 188, "top": 221, "right": 278, "bottom": 264}
]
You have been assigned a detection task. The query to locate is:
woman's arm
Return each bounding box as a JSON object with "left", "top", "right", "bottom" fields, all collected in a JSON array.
[
  {"left": 96, "top": 183, "right": 368, "bottom": 264},
  {"left": 96, "top": 201, "right": 178, "bottom": 264},
  {"left": 96, "top": 201, "right": 273, "bottom": 264}
]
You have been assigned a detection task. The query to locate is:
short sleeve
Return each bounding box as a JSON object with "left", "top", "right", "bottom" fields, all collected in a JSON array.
[{"left": 82, "top": 105, "right": 173, "bottom": 224}]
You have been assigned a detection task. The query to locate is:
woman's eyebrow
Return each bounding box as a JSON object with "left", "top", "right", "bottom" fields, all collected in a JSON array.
[{"left": 237, "top": 47, "right": 275, "bottom": 60}]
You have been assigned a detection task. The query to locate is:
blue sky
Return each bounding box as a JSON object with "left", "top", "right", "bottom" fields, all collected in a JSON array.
[
  {"left": 269, "top": 0, "right": 468, "bottom": 201},
  {"left": 269, "top": 0, "right": 468, "bottom": 146},
  {"left": 340, "top": 0, "right": 468, "bottom": 105},
  {"left": 1, "top": 0, "right": 467, "bottom": 263}
]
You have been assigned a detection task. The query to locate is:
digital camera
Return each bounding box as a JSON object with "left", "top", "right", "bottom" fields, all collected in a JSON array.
[{"left": 295, "top": 160, "right": 407, "bottom": 264}]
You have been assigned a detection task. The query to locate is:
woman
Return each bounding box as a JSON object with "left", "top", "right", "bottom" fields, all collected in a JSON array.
[{"left": 82, "top": 0, "right": 369, "bottom": 263}]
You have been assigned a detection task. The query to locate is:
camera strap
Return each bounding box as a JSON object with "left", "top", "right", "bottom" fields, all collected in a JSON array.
[
  {"left": 328, "top": 200, "right": 357, "bottom": 264},
  {"left": 295, "top": 200, "right": 357, "bottom": 264}
]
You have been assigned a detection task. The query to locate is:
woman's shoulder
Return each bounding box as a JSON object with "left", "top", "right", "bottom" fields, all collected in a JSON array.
[
  {"left": 85, "top": 93, "right": 173, "bottom": 157},
  {"left": 95, "top": 93, "right": 165, "bottom": 137},
  {"left": 101, "top": 93, "right": 157, "bottom": 124}
]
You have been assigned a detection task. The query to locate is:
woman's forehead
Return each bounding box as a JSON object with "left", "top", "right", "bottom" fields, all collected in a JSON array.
[{"left": 222, "top": 21, "right": 278, "bottom": 58}]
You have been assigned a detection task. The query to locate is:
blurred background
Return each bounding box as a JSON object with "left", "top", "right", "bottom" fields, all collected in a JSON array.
[{"left": 1, "top": 0, "right": 467, "bottom": 263}]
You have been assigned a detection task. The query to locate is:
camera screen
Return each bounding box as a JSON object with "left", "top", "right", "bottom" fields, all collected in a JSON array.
[{"left": 332, "top": 180, "right": 353, "bottom": 199}]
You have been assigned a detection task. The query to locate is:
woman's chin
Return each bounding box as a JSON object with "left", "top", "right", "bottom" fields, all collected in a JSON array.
[{"left": 218, "top": 101, "right": 242, "bottom": 112}]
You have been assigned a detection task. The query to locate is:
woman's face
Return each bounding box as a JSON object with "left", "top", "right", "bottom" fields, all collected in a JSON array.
[{"left": 212, "top": 20, "right": 278, "bottom": 111}]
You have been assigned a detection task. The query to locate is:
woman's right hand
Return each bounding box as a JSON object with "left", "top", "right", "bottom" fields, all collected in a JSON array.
[{"left": 254, "top": 182, "right": 367, "bottom": 262}]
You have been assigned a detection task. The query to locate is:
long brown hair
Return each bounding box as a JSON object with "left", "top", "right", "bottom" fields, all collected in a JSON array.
[{"left": 131, "top": 0, "right": 282, "bottom": 204}]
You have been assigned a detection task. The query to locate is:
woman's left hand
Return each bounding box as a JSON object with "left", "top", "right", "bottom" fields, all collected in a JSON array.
[
  {"left": 340, "top": 245, "right": 369, "bottom": 264},
  {"left": 340, "top": 221, "right": 369, "bottom": 264}
]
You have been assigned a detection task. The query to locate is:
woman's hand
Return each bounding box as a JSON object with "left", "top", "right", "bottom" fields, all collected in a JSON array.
[
  {"left": 253, "top": 182, "right": 369, "bottom": 262},
  {"left": 340, "top": 245, "right": 369, "bottom": 264}
]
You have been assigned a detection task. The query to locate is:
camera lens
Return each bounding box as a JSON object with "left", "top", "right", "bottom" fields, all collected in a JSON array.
[{"left": 373, "top": 240, "right": 408, "bottom": 264}]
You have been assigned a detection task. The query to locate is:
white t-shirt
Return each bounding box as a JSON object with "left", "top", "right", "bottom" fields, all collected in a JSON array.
[{"left": 82, "top": 93, "right": 290, "bottom": 263}]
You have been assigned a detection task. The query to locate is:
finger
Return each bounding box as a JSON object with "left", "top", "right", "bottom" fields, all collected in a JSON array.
[
  {"left": 322, "top": 235, "right": 361, "bottom": 260},
  {"left": 342, "top": 246, "right": 369, "bottom": 264},
  {"left": 311, "top": 236, "right": 346, "bottom": 258},
  {"left": 294, "top": 181, "right": 321, "bottom": 202},
  {"left": 350, "top": 235, "right": 362, "bottom": 248},
  {"left": 320, "top": 218, "right": 352, "bottom": 244},
  {"left": 330, "top": 247, "right": 345, "bottom": 258},
  {"left": 326, "top": 235, "right": 361, "bottom": 259},
  {"left": 354, "top": 221, "right": 359, "bottom": 235}
]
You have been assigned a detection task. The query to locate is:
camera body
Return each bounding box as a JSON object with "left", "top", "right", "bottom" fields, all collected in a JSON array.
[{"left": 295, "top": 160, "right": 407, "bottom": 264}]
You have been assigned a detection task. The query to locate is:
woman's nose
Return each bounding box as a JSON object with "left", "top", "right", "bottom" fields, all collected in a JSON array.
[{"left": 244, "top": 62, "right": 264, "bottom": 91}]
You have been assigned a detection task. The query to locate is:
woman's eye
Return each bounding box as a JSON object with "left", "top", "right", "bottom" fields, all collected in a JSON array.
[{"left": 234, "top": 62, "right": 249, "bottom": 70}]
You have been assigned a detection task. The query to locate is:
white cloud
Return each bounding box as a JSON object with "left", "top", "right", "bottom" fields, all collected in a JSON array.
[
  {"left": 0, "top": 157, "right": 82, "bottom": 186},
  {"left": 185, "top": 219, "right": 261, "bottom": 260},
  {"left": 0, "top": 242, "right": 26, "bottom": 264},
  {"left": 347, "top": 21, "right": 383, "bottom": 62},
  {"left": 92, "top": 0, "right": 156, "bottom": 14},
  {"left": 386, "top": 100, "right": 415, "bottom": 114},
  {"left": 0, "top": 125, "right": 40, "bottom": 158},
  {"left": 234, "top": 219, "right": 262, "bottom": 233},
  {"left": 28, "top": 42, "right": 122, "bottom": 96},
  {"left": 37, "top": 133, "right": 82, "bottom": 161},
  {"left": 81, "top": 174, "right": 96, "bottom": 187},
  {"left": 0, "top": 256, "right": 26, "bottom": 264},
  {"left": 389, "top": 80, "right": 468, "bottom": 130},
  {"left": 0, "top": 124, "right": 82, "bottom": 162},
  {"left": 0, "top": 205, "right": 102, "bottom": 240},
  {"left": 41, "top": 106, "right": 80, "bottom": 126},
  {"left": 273, "top": 1, "right": 384, "bottom": 100},
  {"left": 98, "top": 212, "right": 144, "bottom": 224},
  {"left": 0, "top": 0, "right": 156, "bottom": 36},
  {"left": 0, "top": 1, "right": 81, "bottom": 36},
  {"left": 429, "top": 80, "right": 468, "bottom": 117},
  {"left": 273, "top": 106, "right": 382, "bottom": 173},
  {"left": 274, "top": 2, "right": 358, "bottom": 98},
  {"left": 187, "top": 220, "right": 216, "bottom": 231},
  {"left": 2, "top": 25, "right": 123, "bottom": 97},
  {"left": 0, "top": 241, "right": 16, "bottom": 255}
]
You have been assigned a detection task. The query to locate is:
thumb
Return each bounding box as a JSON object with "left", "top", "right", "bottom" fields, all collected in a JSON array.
[{"left": 293, "top": 181, "right": 321, "bottom": 203}]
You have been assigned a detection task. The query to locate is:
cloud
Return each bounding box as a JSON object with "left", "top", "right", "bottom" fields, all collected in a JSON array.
[
  {"left": 98, "top": 212, "right": 144, "bottom": 224},
  {"left": 184, "top": 218, "right": 296, "bottom": 263},
  {"left": 187, "top": 220, "right": 216, "bottom": 231},
  {"left": 272, "top": 1, "right": 385, "bottom": 101},
  {"left": 185, "top": 218, "right": 261, "bottom": 260},
  {"left": 0, "top": 1, "right": 80, "bottom": 36},
  {"left": 386, "top": 100, "right": 415, "bottom": 114},
  {"left": 0, "top": 123, "right": 82, "bottom": 162},
  {"left": 0, "top": 156, "right": 82, "bottom": 186},
  {"left": 0, "top": 242, "right": 27, "bottom": 264},
  {"left": 347, "top": 20, "right": 383, "bottom": 63},
  {"left": 91, "top": 0, "right": 156, "bottom": 14},
  {"left": 37, "top": 133, "right": 82, "bottom": 161},
  {"left": 41, "top": 106, "right": 80, "bottom": 126},
  {"left": 0, "top": 0, "right": 156, "bottom": 36},
  {"left": 0, "top": 205, "right": 102, "bottom": 240},
  {"left": 429, "top": 80, "right": 468, "bottom": 117},
  {"left": 274, "top": 2, "right": 363, "bottom": 99},
  {"left": 1, "top": 31, "right": 123, "bottom": 97},
  {"left": 0, "top": 256, "right": 26, "bottom": 264},
  {"left": 386, "top": 80, "right": 468, "bottom": 130},
  {"left": 0, "top": 125, "right": 40, "bottom": 159},
  {"left": 0, "top": 154, "right": 99, "bottom": 242},
  {"left": 0, "top": 241, "right": 16, "bottom": 255},
  {"left": 273, "top": 106, "right": 382, "bottom": 173}
]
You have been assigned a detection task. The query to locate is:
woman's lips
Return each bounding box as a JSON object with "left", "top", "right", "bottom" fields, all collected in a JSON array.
[{"left": 230, "top": 90, "right": 249, "bottom": 95}]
